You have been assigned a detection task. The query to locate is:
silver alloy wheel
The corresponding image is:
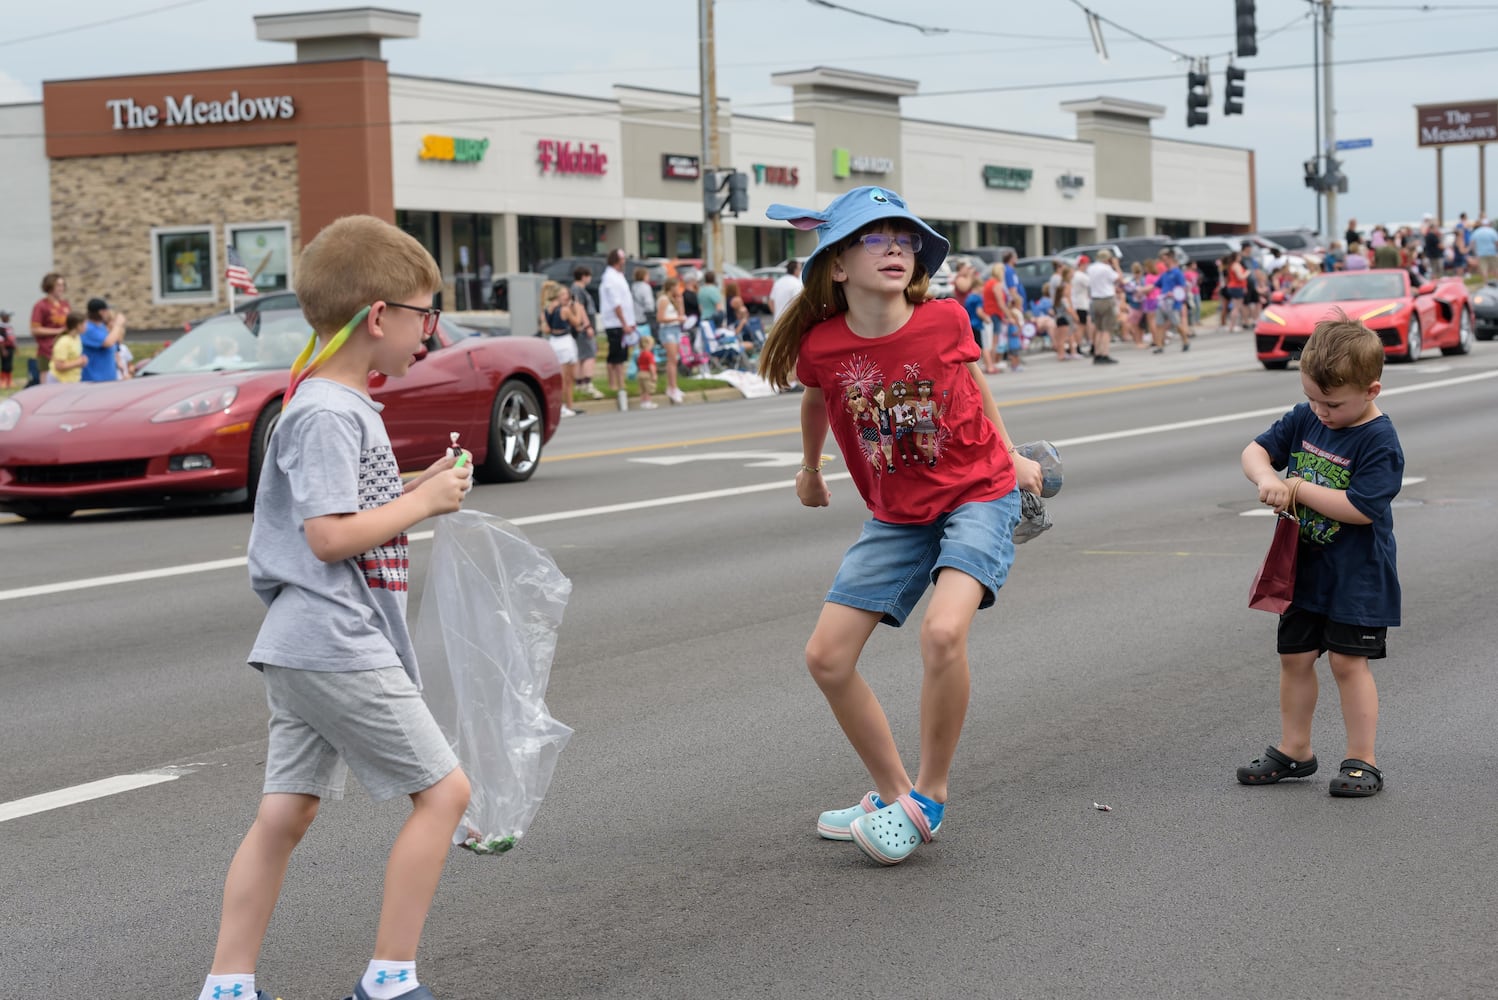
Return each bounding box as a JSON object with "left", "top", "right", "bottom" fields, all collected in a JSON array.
[
  {"left": 1404, "top": 316, "right": 1421, "bottom": 362},
  {"left": 483, "top": 379, "right": 543, "bottom": 482}
]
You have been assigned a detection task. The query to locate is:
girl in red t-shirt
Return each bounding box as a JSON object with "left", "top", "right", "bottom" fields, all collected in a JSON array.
[{"left": 760, "top": 187, "right": 1043, "bottom": 866}]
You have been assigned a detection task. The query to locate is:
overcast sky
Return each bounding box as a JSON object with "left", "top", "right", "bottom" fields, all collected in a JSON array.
[{"left": 4, "top": 0, "right": 1497, "bottom": 232}]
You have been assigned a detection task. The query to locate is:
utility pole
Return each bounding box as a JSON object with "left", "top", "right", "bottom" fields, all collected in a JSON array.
[
  {"left": 697, "top": 0, "right": 722, "bottom": 273},
  {"left": 1312, "top": 1, "right": 1321, "bottom": 235},
  {"left": 1322, "top": 0, "right": 1337, "bottom": 242}
]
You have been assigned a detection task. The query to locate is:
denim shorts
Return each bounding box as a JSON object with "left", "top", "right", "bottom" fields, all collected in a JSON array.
[
  {"left": 657, "top": 322, "right": 682, "bottom": 346},
  {"left": 826, "top": 489, "right": 1021, "bottom": 627}
]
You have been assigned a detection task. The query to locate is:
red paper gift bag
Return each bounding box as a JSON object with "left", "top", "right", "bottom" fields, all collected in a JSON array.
[{"left": 1249, "top": 512, "right": 1299, "bottom": 613}]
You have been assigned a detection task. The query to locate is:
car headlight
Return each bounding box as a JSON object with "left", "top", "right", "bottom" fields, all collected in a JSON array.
[
  {"left": 1475, "top": 295, "right": 1486, "bottom": 304},
  {"left": 0, "top": 397, "right": 20, "bottom": 432},
  {"left": 151, "top": 386, "right": 239, "bottom": 423}
]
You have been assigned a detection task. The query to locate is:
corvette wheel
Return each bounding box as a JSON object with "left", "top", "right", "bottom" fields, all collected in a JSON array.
[
  {"left": 479, "top": 379, "right": 543, "bottom": 483},
  {"left": 1400, "top": 316, "right": 1422, "bottom": 363},
  {"left": 1441, "top": 308, "right": 1474, "bottom": 356}
]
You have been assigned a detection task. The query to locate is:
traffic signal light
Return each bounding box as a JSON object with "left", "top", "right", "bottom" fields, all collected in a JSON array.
[
  {"left": 703, "top": 170, "right": 723, "bottom": 217},
  {"left": 1236, "top": 0, "right": 1258, "bottom": 58},
  {"left": 1304, "top": 157, "right": 1320, "bottom": 190},
  {"left": 1187, "top": 69, "right": 1210, "bottom": 128},
  {"left": 1224, "top": 65, "right": 1246, "bottom": 116},
  {"left": 727, "top": 171, "right": 749, "bottom": 214}
]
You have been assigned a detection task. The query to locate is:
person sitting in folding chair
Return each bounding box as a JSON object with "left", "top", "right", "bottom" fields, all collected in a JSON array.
[{"left": 700, "top": 316, "right": 749, "bottom": 371}]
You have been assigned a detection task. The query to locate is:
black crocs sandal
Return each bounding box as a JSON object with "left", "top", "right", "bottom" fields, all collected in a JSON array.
[
  {"left": 1236, "top": 746, "right": 1318, "bottom": 785},
  {"left": 1328, "top": 758, "right": 1383, "bottom": 797}
]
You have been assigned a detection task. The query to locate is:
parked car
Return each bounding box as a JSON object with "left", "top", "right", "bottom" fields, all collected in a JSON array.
[
  {"left": 183, "top": 291, "right": 299, "bottom": 331},
  {"left": 538, "top": 256, "right": 665, "bottom": 304},
  {"left": 1174, "top": 236, "right": 1245, "bottom": 300},
  {"left": 0, "top": 301, "right": 563, "bottom": 519},
  {"left": 655, "top": 258, "right": 774, "bottom": 313},
  {"left": 958, "top": 246, "right": 1016, "bottom": 265},
  {"left": 1011, "top": 255, "right": 1067, "bottom": 304},
  {"left": 1257, "top": 228, "right": 1326, "bottom": 255},
  {"left": 1469, "top": 281, "right": 1498, "bottom": 339},
  {"left": 1254, "top": 269, "right": 1472, "bottom": 370},
  {"left": 1059, "top": 236, "right": 1186, "bottom": 271}
]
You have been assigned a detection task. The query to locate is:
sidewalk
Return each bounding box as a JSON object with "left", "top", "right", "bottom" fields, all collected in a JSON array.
[{"left": 568, "top": 384, "right": 746, "bottom": 415}]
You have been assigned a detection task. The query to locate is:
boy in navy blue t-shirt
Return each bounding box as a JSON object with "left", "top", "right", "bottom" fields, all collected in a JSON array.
[{"left": 1237, "top": 317, "right": 1403, "bottom": 797}]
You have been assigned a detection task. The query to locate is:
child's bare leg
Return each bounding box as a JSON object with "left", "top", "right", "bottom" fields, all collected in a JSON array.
[
  {"left": 1277, "top": 650, "right": 1319, "bottom": 760},
  {"left": 913, "top": 570, "right": 985, "bottom": 803},
  {"left": 211, "top": 793, "right": 320, "bottom": 974},
  {"left": 805, "top": 602, "right": 910, "bottom": 804},
  {"left": 372, "top": 768, "right": 471, "bottom": 960},
  {"left": 1328, "top": 652, "right": 1378, "bottom": 765}
]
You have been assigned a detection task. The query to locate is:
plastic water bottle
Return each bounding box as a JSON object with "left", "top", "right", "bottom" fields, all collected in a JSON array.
[{"left": 1015, "top": 440, "right": 1063, "bottom": 498}]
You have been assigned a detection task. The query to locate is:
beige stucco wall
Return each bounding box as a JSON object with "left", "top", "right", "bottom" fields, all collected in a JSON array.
[{"left": 51, "top": 145, "right": 300, "bottom": 331}]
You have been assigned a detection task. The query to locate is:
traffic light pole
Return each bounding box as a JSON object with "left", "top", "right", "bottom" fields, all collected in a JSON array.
[
  {"left": 1322, "top": 0, "right": 1337, "bottom": 242},
  {"left": 697, "top": 0, "right": 723, "bottom": 274},
  {"left": 1312, "top": 2, "right": 1322, "bottom": 235}
]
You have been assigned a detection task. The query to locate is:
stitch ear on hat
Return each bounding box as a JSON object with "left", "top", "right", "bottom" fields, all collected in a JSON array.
[{"left": 765, "top": 204, "right": 828, "bottom": 230}]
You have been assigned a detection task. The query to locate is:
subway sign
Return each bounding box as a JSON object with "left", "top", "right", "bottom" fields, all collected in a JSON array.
[
  {"left": 106, "top": 92, "right": 295, "bottom": 130},
  {"left": 420, "top": 135, "right": 490, "bottom": 162}
]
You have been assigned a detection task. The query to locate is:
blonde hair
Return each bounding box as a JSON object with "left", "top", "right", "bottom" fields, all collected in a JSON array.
[
  {"left": 758, "top": 221, "right": 931, "bottom": 389},
  {"left": 1300, "top": 313, "right": 1384, "bottom": 391},
  {"left": 296, "top": 215, "right": 442, "bottom": 336}
]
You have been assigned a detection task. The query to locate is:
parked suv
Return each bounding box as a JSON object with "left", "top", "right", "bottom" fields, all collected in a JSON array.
[
  {"left": 1058, "top": 236, "right": 1185, "bottom": 271},
  {"left": 538, "top": 256, "right": 664, "bottom": 304},
  {"left": 1173, "top": 236, "right": 1245, "bottom": 300}
]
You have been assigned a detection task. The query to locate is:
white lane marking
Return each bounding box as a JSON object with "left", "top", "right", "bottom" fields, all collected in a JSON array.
[
  {"left": 0, "top": 769, "right": 188, "bottom": 824},
  {"left": 4, "top": 367, "right": 1494, "bottom": 605},
  {"left": 631, "top": 451, "right": 805, "bottom": 468}
]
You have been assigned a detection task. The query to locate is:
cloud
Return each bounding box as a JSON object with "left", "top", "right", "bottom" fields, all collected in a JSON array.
[{"left": 0, "top": 70, "right": 39, "bottom": 104}]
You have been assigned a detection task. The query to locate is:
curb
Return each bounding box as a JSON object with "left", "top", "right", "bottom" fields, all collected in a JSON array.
[{"left": 568, "top": 385, "right": 745, "bottom": 415}]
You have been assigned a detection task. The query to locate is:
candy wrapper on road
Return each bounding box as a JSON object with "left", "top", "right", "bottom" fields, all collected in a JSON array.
[{"left": 414, "top": 510, "right": 573, "bottom": 855}]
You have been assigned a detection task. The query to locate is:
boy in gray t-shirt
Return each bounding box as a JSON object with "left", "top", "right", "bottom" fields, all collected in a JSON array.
[{"left": 197, "top": 216, "right": 475, "bottom": 1000}]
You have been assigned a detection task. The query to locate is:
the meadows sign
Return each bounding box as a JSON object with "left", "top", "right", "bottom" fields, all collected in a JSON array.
[{"left": 106, "top": 92, "right": 297, "bottom": 131}]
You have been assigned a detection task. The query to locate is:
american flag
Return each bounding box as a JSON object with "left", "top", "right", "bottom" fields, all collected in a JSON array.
[{"left": 225, "top": 246, "right": 259, "bottom": 295}]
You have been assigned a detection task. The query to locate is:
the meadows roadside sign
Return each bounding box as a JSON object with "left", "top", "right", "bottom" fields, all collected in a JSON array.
[{"left": 106, "top": 92, "right": 297, "bottom": 130}]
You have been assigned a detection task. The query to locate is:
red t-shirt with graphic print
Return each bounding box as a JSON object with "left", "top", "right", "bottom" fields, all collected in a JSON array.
[{"left": 795, "top": 297, "right": 1015, "bottom": 525}]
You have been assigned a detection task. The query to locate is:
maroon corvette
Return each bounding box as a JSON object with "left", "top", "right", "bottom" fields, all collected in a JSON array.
[
  {"left": 0, "top": 306, "right": 562, "bottom": 520},
  {"left": 1254, "top": 269, "right": 1474, "bottom": 370}
]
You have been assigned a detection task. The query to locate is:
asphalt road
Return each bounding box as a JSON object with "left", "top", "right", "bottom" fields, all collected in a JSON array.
[{"left": 3, "top": 331, "right": 1496, "bottom": 999}]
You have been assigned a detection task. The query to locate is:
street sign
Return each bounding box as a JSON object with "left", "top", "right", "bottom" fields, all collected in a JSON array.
[{"left": 1335, "top": 138, "right": 1373, "bottom": 150}]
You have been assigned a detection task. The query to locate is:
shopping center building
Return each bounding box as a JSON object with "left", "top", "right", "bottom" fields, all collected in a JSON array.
[{"left": 0, "top": 7, "right": 1256, "bottom": 331}]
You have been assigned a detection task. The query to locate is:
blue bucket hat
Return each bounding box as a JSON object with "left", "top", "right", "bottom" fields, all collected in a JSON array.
[{"left": 765, "top": 186, "right": 949, "bottom": 281}]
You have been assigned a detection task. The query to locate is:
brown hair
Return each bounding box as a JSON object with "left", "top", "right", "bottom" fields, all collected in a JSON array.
[
  {"left": 42, "top": 272, "right": 65, "bottom": 295},
  {"left": 1300, "top": 312, "right": 1384, "bottom": 391},
  {"left": 64, "top": 310, "right": 85, "bottom": 332},
  {"left": 758, "top": 222, "right": 931, "bottom": 389},
  {"left": 632, "top": 266, "right": 649, "bottom": 282},
  {"left": 296, "top": 215, "right": 441, "bottom": 336}
]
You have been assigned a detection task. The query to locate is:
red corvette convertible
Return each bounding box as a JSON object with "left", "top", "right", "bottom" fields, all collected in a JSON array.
[
  {"left": 1254, "top": 269, "right": 1474, "bottom": 370},
  {"left": 0, "top": 305, "right": 562, "bottom": 520}
]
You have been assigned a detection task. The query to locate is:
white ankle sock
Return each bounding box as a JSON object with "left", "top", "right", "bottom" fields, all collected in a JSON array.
[
  {"left": 361, "top": 960, "right": 418, "bottom": 999},
  {"left": 198, "top": 974, "right": 255, "bottom": 1000}
]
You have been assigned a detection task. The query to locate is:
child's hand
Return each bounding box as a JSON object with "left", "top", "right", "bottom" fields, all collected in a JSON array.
[
  {"left": 1011, "top": 452, "right": 1044, "bottom": 495},
  {"left": 1257, "top": 475, "right": 1292, "bottom": 512},
  {"left": 797, "top": 468, "right": 831, "bottom": 507},
  {"left": 415, "top": 459, "right": 473, "bottom": 515}
]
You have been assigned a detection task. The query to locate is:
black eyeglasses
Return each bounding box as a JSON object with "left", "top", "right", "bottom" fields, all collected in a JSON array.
[
  {"left": 385, "top": 301, "right": 442, "bottom": 335},
  {"left": 858, "top": 233, "right": 922, "bottom": 256}
]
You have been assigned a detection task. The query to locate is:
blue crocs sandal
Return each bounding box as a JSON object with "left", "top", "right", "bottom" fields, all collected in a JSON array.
[
  {"left": 347, "top": 984, "right": 437, "bottom": 1000},
  {"left": 848, "top": 793, "right": 940, "bottom": 866},
  {"left": 817, "top": 791, "right": 882, "bottom": 841}
]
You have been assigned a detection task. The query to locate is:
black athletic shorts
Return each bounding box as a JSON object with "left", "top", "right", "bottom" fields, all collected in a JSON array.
[
  {"left": 1076, "top": 308, "right": 1089, "bottom": 324},
  {"left": 605, "top": 328, "right": 628, "bottom": 364},
  {"left": 1277, "top": 606, "right": 1387, "bottom": 660}
]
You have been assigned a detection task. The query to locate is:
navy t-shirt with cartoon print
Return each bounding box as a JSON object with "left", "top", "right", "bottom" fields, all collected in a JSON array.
[{"left": 1254, "top": 403, "right": 1403, "bottom": 627}]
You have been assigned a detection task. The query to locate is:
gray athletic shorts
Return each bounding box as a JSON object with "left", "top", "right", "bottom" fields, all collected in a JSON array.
[{"left": 260, "top": 665, "right": 458, "bottom": 802}]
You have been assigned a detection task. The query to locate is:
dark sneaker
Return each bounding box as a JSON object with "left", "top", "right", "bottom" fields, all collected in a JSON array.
[{"left": 1093, "top": 355, "right": 1118, "bottom": 365}]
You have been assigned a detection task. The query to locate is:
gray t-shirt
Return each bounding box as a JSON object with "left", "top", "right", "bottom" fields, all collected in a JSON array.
[{"left": 247, "top": 378, "right": 419, "bottom": 683}]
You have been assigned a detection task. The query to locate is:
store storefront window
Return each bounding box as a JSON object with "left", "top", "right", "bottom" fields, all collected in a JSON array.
[
  {"left": 518, "top": 216, "right": 559, "bottom": 272},
  {"left": 640, "top": 221, "right": 665, "bottom": 258},
  {"left": 226, "top": 223, "right": 292, "bottom": 294},
  {"left": 735, "top": 226, "right": 796, "bottom": 267},
  {"left": 152, "top": 226, "right": 216, "bottom": 304},
  {"left": 977, "top": 223, "right": 1028, "bottom": 256},
  {"left": 1156, "top": 218, "right": 1193, "bottom": 239},
  {"left": 1044, "top": 226, "right": 1081, "bottom": 254},
  {"left": 569, "top": 219, "right": 604, "bottom": 256},
  {"left": 926, "top": 219, "right": 962, "bottom": 250},
  {"left": 397, "top": 210, "right": 440, "bottom": 265},
  {"left": 450, "top": 212, "right": 494, "bottom": 309}
]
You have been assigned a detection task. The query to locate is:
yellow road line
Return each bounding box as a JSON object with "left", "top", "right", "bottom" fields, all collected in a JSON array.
[{"left": 547, "top": 374, "right": 1204, "bottom": 462}]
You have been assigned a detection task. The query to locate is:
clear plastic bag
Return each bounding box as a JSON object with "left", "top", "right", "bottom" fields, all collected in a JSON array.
[
  {"left": 1013, "top": 440, "right": 1063, "bottom": 544},
  {"left": 414, "top": 510, "right": 573, "bottom": 855}
]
